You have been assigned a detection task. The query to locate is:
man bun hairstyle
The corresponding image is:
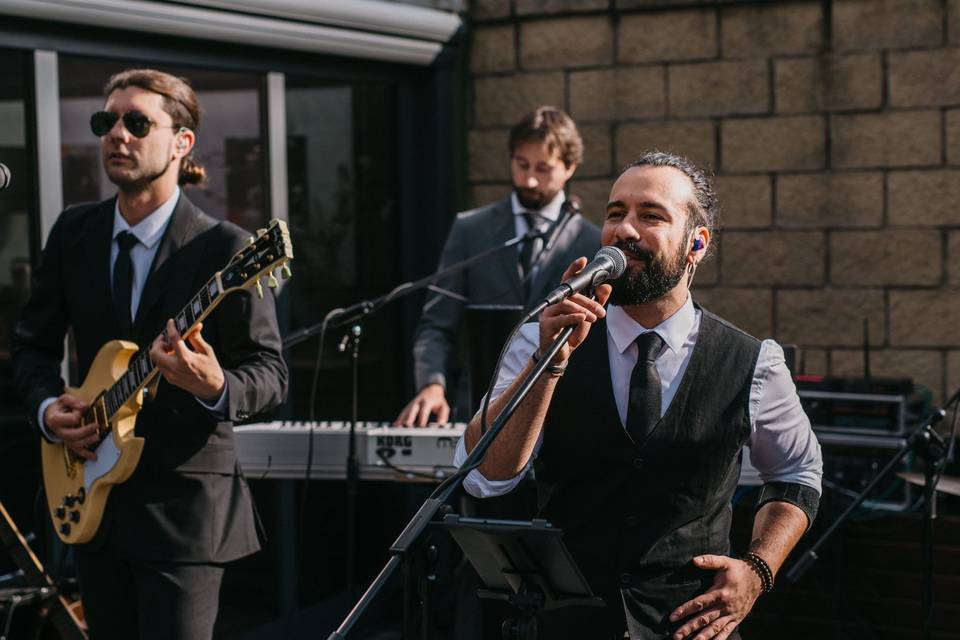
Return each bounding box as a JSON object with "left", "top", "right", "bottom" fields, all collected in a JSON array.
[
  {"left": 619, "top": 151, "right": 719, "bottom": 256},
  {"left": 509, "top": 106, "right": 583, "bottom": 168},
  {"left": 104, "top": 69, "right": 206, "bottom": 186}
]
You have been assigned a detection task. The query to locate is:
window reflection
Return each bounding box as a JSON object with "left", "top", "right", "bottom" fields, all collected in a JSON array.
[
  {"left": 0, "top": 49, "right": 35, "bottom": 425},
  {"left": 58, "top": 56, "right": 267, "bottom": 231},
  {"left": 285, "top": 78, "right": 402, "bottom": 419}
]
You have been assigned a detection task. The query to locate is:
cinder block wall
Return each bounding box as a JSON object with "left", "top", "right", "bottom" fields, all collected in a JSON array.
[{"left": 467, "top": 0, "right": 960, "bottom": 401}]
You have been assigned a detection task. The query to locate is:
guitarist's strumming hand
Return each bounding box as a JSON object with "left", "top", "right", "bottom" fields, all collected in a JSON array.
[
  {"left": 43, "top": 394, "right": 99, "bottom": 461},
  {"left": 150, "top": 319, "right": 226, "bottom": 403}
]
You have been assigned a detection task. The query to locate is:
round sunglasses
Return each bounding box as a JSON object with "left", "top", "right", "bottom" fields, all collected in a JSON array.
[{"left": 90, "top": 110, "right": 180, "bottom": 138}]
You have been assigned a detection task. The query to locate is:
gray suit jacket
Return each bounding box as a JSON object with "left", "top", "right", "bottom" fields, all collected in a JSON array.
[{"left": 413, "top": 196, "right": 601, "bottom": 400}]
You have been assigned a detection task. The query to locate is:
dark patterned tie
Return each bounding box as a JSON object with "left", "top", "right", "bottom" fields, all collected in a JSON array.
[
  {"left": 520, "top": 211, "right": 540, "bottom": 275},
  {"left": 112, "top": 231, "right": 139, "bottom": 337},
  {"left": 519, "top": 212, "right": 543, "bottom": 295},
  {"left": 625, "top": 331, "right": 664, "bottom": 445}
]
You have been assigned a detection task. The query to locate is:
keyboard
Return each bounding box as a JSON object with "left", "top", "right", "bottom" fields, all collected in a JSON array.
[
  {"left": 233, "top": 420, "right": 764, "bottom": 487},
  {"left": 233, "top": 421, "right": 466, "bottom": 482}
]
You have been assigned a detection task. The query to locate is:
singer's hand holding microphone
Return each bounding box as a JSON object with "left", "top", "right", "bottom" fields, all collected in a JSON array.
[{"left": 538, "top": 247, "right": 625, "bottom": 364}]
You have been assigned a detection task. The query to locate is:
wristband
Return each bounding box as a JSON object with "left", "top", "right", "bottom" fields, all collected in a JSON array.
[
  {"left": 741, "top": 551, "right": 774, "bottom": 594},
  {"left": 531, "top": 348, "right": 567, "bottom": 376}
]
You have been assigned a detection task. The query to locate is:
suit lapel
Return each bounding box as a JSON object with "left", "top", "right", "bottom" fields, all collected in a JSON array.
[
  {"left": 482, "top": 198, "right": 524, "bottom": 306},
  {"left": 527, "top": 213, "right": 582, "bottom": 305},
  {"left": 79, "top": 197, "right": 123, "bottom": 339},
  {"left": 132, "top": 194, "right": 201, "bottom": 336}
]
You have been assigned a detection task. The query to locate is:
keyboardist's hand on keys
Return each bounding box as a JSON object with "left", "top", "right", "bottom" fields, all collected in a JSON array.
[{"left": 394, "top": 383, "right": 450, "bottom": 428}]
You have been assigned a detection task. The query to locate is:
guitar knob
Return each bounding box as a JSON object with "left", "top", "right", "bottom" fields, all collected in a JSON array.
[
  {"left": 59, "top": 523, "right": 71, "bottom": 536},
  {"left": 69, "top": 511, "right": 81, "bottom": 523},
  {"left": 64, "top": 494, "right": 76, "bottom": 507},
  {"left": 54, "top": 506, "right": 66, "bottom": 520}
]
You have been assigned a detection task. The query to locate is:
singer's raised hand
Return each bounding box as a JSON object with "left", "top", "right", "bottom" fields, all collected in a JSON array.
[{"left": 539, "top": 257, "right": 612, "bottom": 363}]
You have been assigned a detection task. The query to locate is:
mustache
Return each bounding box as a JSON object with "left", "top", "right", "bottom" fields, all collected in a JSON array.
[{"left": 613, "top": 240, "right": 654, "bottom": 262}]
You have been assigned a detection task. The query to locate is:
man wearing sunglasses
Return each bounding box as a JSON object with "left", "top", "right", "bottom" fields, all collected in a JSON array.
[{"left": 12, "top": 69, "right": 287, "bottom": 640}]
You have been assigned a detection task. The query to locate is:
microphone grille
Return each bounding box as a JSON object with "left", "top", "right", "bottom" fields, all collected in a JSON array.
[{"left": 596, "top": 246, "right": 627, "bottom": 279}]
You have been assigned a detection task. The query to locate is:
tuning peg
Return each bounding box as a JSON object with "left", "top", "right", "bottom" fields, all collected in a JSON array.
[
  {"left": 257, "top": 228, "right": 267, "bottom": 237},
  {"left": 247, "top": 236, "right": 255, "bottom": 246},
  {"left": 255, "top": 280, "right": 264, "bottom": 299},
  {"left": 267, "top": 273, "right": 279, "bottom": 289},
  {"left": 282, "top": 264, "right": 292, "bottom": 279}
]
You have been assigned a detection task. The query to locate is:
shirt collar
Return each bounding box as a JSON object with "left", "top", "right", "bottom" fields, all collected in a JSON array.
[
  {"left": 606, "top": 295, "right": 696, "bottom": 356},
  {"left": 112, "top": 187, "right": 180, "bottom": 249},
  {"left": 510, "top": 189, "right": 565, "bottom": 222}
]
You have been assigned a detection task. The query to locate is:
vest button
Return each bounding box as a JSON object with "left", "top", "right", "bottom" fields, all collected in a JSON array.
[
  {"left": 632, "top": 457, "right": 644, "bottom": 469},
  {"left": 619, "top": 572, "right": 631, "bottom": 585},
  {"left": 624, "top": 515, "right": 639, "bottom": 528}
]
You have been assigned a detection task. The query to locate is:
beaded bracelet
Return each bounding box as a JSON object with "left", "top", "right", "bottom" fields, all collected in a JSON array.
[
  {"left": 531, "top": 348, "right": 567, "bottom": 376},
  {"left": 741, "top": 551, "right": 774, "bottom": 594}
]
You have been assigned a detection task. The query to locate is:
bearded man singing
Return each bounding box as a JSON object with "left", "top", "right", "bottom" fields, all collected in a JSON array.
[{"left": 455, "top": 151, "right": 823, "bottom": 640}]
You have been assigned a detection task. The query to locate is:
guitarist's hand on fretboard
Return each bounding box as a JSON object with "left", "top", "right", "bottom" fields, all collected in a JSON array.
[
  {"left": 43, "top": 394, "right": 99, "bottom": 461},
  {"left": 150, "top": 318, "right": 227, "bottom": 403}
]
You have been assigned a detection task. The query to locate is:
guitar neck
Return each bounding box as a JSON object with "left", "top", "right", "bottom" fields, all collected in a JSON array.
[{"left": 102, "top": 273, "right": 227, "bottom": 418}]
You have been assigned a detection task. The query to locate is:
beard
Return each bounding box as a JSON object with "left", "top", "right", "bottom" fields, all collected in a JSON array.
[
  {"left": 513, "top": 185, "right": 559, "bottom": 211},
  {"left": 608, "top": 239, "right": 688, "bottom": 306}
]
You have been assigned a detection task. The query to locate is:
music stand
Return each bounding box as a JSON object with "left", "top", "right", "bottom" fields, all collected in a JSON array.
[
  {"left": 436, "top": 514, "right": 605, "bottom": 640},
  {"left": 465, "top": 305, "right": 524, "bottom": 415}
]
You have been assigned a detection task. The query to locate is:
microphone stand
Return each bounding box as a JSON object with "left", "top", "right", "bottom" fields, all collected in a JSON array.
[
  {"left": 281, "top": 225, "right": 553, "bottom": 602},
  {"left": 784, "top": 387, "right": 960, "bottom": 639},
  {"left": 284, "top": 226, "right": 553, "bottom": 348},
  {"left": 327, "top": 312, "right": 576, "bottom": 639}
]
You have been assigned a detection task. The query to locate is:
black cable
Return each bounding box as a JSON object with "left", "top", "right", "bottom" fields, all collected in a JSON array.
[
  {"left": 920, "top": 404, "right": 959, "bottom": 638},
  {"left": 429, "top": 306, "right": 539, "bottom": 501},
  {"left": 431, "top": 293, "right": 585, "bottom": 502},
  {"left": 480, "top": 309, "right": 538, "bottom": 437},
  {"left": 375, "top": 452, "right": 447, "bottom": 481},
  {"left": 1, "top": 595, "right": 19, "bottom": 640},
  {"left": 298, "top": 308, "right": 337, "bottom": 583},
  {"left": 0, "top": 591, "right": 43, "bottom": 640}
]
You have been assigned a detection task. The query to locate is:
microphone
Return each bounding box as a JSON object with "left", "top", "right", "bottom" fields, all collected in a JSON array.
[
  {"left": 541, "top": 246, "right": 626, "bottom": 306},
  {"left": 0, "top": 163, "right": 10, "bottom": 190}
]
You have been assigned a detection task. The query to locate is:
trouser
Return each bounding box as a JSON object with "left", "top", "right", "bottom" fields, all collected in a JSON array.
[{"left": 76, "top": 547, "right": 224, "bottom": 640}]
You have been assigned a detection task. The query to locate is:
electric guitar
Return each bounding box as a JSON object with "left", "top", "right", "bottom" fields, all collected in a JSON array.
[{"left": 42, "top": 218, "right": 293, "bottom": 544}]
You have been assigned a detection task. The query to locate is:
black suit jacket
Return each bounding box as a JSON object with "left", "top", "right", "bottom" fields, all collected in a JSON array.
[{"left": 11, "top": 193, "right": 287, "bottom": 563}]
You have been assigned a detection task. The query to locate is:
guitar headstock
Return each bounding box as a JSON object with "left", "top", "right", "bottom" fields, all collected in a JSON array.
[{"left": 219, "top": 219, "right": 294, "bottom": 297}]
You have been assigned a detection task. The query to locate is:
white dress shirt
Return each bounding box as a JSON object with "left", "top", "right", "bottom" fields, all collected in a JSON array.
[
  {"left": 39, "top": 188, "right": 227, "bottom": 439},
  {"left": 510, "top": 189, "right": 565, "bottom": 236},
  {"left": 454, "top": 296, "right": 823, "bottom": 498},
  {"left": 109, "top": 187, "right": 180, "bottom": 319}
]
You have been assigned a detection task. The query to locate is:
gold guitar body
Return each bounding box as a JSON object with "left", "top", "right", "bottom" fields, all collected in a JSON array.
[
  {"left": 39, "top": 217, "right": 293, "bottom": 545},
  {"left": 41, "top": 340, "right": 147, "bottom": 545}
]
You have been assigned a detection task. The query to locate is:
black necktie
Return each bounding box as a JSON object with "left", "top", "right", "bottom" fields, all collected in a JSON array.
[
  {"left": 625, "top": 332, "right": 664, "bottom": 445},
  {"left": 519, "top": 212, "right": 543, "bottom": 293},
  {"left": 113, "top": 231, "right": 139, "bottom": 336}
]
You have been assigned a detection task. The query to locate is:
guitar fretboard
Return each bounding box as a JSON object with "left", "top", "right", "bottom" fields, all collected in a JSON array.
[{"left": 102, "top": 275, "right": 222, "bottom": 417}]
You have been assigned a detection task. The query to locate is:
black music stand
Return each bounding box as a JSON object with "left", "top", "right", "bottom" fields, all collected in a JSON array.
[
  {"left": 465, "top": 305, "right": 524, "bottom": 415},
  {"left": 436, "top": 514, "right": 604, "bottom": 640}
]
